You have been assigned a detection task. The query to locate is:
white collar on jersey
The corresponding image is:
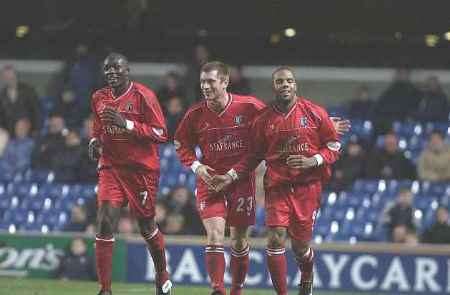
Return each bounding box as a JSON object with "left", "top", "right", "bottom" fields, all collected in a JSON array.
[{"left": 111, "top": 82, "right": 134, "bottom": 100}]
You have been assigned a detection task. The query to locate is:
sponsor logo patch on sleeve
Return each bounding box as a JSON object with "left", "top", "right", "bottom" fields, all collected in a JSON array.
[
  {"left": 152, "top": 127, "right": 164, "bottom": 137},
  {"left": 327, "top": 141, "right": 341, "bottom": 151}
]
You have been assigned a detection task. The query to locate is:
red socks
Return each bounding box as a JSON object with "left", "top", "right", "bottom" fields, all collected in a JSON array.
[
  {"left": 296, "top": 247, "right": 314, "bottom": 283},
  {"left": 142, "top": 228, "right": 169, "bottom": 287},
  {"left": 266, "top": 247, "right": 288, "bottom": 295},
  {"left": 205, "top": 245, "right": 226, "bottom": 294},
  {"left": 230, "top": 245, "right": 250, "bottom": 295},
  {"left": 95, "top": 235, "right": 115, "bottom": 292}
]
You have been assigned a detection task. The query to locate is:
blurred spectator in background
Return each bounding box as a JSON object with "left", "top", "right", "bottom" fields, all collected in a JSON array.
[
  {"left": 53, "top": 87, "right": 84, "bottom": 128},
  {"left": 414, "top": 76, "right": 449, "bottom": 122},
  {"left": 54, "top": 43, "right": 99, "bottom": 118},
  {"left": 373, "top": 68, "right": 421, "bottom": 134},
  {"left": 31, "top": 113, "right": 66, "bottom": 169},
  {"left": 56, "top": 237, "right": 95, "bottom": 280},
  {"left": 184, "top": 44, "right": 210, "bottom": 104},
  {"left": 77, "top": 115, "right": 97, "bottom": 183},
  {"left": 0, "top": 118, "right": 34, "bottom": 173},
  {"left": 383, "top": 188, "right": 416, "bottom": 241},
  {"left": 155, "top": 200, "right": 169, "bottom": 230},
  {"left": 163, "top": 212, "right": 186, "bottom": 235},
  {"left": 347, "top": 85, "right": 375, "bottom": 120},
  {"left": 165, "top": 96, "right": 186, "bottom": 139},
  {"left": 421, "top": 207, "right": 450, "bottom": 244},
  {"left": 228, "top": 65, "right": 251, "bottom": 95},
  {"left": 78, "top": 116, "right": 98, "bottom": 183},
  {"left": 391, "top": 224, "right": 418, "bottom": 245},
  {"left": 166, "top": 186, "right": 202, "bottom": 234},
  {"left": 157, "top": 71, "right": 186, "bottom": 110},
  {"left": 0, "top": 65, "right": 41, "bottom": 135},
  {"left": 51, "top": 129, "right": 83, "bottom": 182},
  {"left": 117, "top": 214, "right": 137, "bottom": 237},
  {"left": 0, "top": 128, "right": 9, "bottom": 157},
  {"left": 253, "top": 194, "right": 266, "bottom": 237},
  {"left": 417, "top": 130, "right": 450, "bottom": 182},
  {"left": 252, "top": 162, "right": 266, "bottom": 236},
  {"left": 63, "top": 205, "right": 88, "bottom": 232},
  {"left": 365, "top": 132, "right": 416, "bottom": 179},
  {"left": 330, "top": 136, "right": 367, "bottom": 191}
]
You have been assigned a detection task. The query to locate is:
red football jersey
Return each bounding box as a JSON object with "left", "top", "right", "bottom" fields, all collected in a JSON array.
[
  {"left": 233, "top": 97, "right": 340, "bottom": 189},
  {"left": 91, "top": 81, "right": 168, "bottom": 171},
  {"left": 174, "top": 94, "right": 266, "bottom": 196}
]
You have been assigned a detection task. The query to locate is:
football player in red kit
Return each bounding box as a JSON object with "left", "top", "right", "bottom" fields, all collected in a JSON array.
[
  {"left": 174, "top": 61, "right": 266, "bottom": 295},
  {"left": 213, "top": 67, "right": 342, "bottom": 295},
  {"left": 89, "top": 53, "right": 171, "bottom": 295}
]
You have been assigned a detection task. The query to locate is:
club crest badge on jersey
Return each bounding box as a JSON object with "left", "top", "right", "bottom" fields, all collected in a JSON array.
[
  {"left": 125, "top": 102, "right": 133, "bottom": 112},
  {"left": 299, "top": 116, "right": 308, "bottom": 127},
  {"left": 234, "top": 115, "right": 245, "bottom": 126}
]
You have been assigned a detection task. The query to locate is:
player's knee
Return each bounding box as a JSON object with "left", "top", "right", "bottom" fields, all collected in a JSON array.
[
  {"left": 292, "top": 240, "right": 310, "bottom": 256},
  {"left": 137, "top": 218, "right": 157, "bottom": 234},
  {"left": 206, "top": 227, "right": 225, "bottom": 244},
  {"left": 97, "top": 215, "right": 114, "bottom": 237},
  {"left": 231, "top": 236, "right": 248, "bottom": 251},
  {"left": 267, "top": 229, "right": 286, "bottom": 248}
]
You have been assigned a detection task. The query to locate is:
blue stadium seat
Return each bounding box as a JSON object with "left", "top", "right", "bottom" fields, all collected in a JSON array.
[
  {"left": 23, "top": 169, "right": 55, "bottom": 183},
  {"left": 352, "top": 180, "right": 378, "bottom": 193},
  {"left": 37, "top": 210, "right": 68, "bottom": 229},
  {"left": 20, "top": 222, "right": 44, "bottom": 232},
  {"left": 314, "top": 223, "right": 330, "bottom": 236},
  {"left": 3, "top": 208, "right": 28, "bottom": 224},
  {"left": 80, "top": 184, "right": 96, "bottom": 198},
  {"left": 0, "top": 170, "right": 14, "bottom": 182},
  {"left": 392, "top": 121, "right": 423, "bottom": 137},
  {"left": 53, "top": 196, "right": 76, "bottom": 211},
  {"left": 414, "top": 195, "right": 438, "bottom": 210},
  {"left": 350, "top": 120, "right": 373, "bottom": 140}
]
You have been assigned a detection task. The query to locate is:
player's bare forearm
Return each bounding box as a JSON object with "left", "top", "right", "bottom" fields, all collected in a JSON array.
[
  {"left": 210, "top": 174, "right": 233, "bottom": 192},
  {"left": 88, "top": 138, "right": 102, "bottom": 161},
  {"left": 286, "top": 155, "right": 318, "bottom": 169}
]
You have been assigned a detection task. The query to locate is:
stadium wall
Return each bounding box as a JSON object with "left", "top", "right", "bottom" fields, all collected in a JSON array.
[{"left": 1, "top": 233, "right": 449, "bottom": 294}]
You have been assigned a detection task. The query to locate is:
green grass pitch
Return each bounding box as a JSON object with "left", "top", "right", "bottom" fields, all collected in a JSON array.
[{"left": 0, "top": 277, "right": 383, "bottom": 295}]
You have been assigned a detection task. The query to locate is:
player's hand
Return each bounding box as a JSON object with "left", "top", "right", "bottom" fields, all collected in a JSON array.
[
  {"left": 330, "top": 117, "right": 351, "bottom": 135},
  {"left": 88, "top": 138, "right": 102, "bottom": 161},
  {"left": 286, "top": 155, "right": 318, "bottom": 169},
  {"left": 99, "top": 107, "right": 127, "bottom": 128},
  {"left": 195, "top": 164, "right": 216, "bottom": 189},
  {"left": 210, "top": 174, "right": 233, "bottom": 193}
]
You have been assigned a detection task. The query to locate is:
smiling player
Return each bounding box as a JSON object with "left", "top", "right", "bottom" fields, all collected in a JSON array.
[{"left": 89, "top": 53, "right": 172, "bottom": 295}]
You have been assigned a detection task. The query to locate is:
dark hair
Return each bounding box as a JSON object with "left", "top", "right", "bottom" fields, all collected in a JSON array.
[
  {"left": 272, "top": 66, "right": 296, "bottom": 80},
  {"left": 430, "top": 130, "right": 445, "bottom": 139},
  {"left": 105, "top": 52, "right": 129, "bottom": 65},
  {"left": 398, "top": 187, "right": 411, "bottom": 194},
  {"left": 201, "top": 61, "right": 229, "bottom": 80}
]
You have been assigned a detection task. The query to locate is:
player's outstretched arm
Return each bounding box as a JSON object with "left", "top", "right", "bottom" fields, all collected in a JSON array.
[{"left": 330, "top": 117, "right": 351, "bottom": 135}]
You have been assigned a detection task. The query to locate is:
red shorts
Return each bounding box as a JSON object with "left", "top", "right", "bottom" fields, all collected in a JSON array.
[
  {"left": 97, "top": 167, "right": 159, "bottom": 218},
  {"left": 196, "top": 177, "right": 255, "bottom": 227},
  {"left": 265, "top": 181, "right": 322, "bottom": 242}
]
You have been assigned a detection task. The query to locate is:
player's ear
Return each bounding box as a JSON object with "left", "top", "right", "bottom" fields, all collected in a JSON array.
[{"left": 222, "top": 76, "right": 229, "bottom": 88}]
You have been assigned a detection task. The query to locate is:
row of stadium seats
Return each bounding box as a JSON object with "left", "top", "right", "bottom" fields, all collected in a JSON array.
[{"left": 0, "top": 178, "right": 449, "bottom": 241}]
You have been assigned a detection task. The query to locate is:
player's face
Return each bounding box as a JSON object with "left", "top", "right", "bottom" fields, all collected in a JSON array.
[
  {"left": 272, "top": 69, "right": 297, "bottom": 103},
  {"left": 200, "top": 70, "right": 228, "bottom": 102},
  {"left": 103, "top": 57, "right": 129, "bottom": 88}
]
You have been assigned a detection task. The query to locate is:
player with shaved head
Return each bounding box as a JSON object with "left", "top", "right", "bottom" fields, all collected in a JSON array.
[{"left": 89, "top": 53, "right": 172, "bottom": 295}]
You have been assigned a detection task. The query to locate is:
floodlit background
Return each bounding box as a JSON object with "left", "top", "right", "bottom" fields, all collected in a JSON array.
[{"left": 0, "top": 1, "right": 449, "bottom": 294}]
